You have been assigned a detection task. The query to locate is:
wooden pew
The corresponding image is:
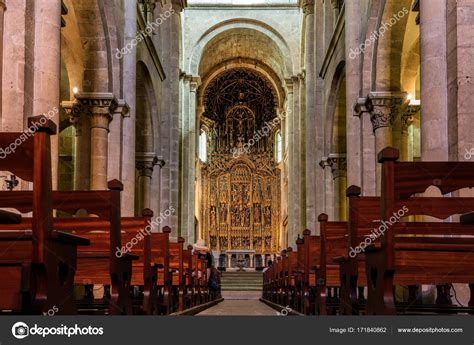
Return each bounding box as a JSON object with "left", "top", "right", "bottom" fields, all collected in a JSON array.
[
  {"left": 151, "top": 226, "right": 171, "bottom": 315},
  {"left": 169, "top": 237, "right": 186, "bottom": 312},
  {"left": 302, "top": 229, "right": 320, "bottom": 314},
  {"left": 321, "top": 187, "right": 380, "bottom": 315},
  {"left": 0, "top": 115, "right": 89, "bottom": 314},
  {"left": 365, "top": 147, "right": 474, "bottom": 315}
]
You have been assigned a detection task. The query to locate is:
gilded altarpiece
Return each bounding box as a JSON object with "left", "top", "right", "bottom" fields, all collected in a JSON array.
[{"left": 201, "top": 68, "right": 281, "bottom": 255}]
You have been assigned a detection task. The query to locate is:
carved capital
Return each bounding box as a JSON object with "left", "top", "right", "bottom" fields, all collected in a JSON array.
[
  {"left": 61, "top": 100, "right": 84, "bottom": 136},
  {"left": 319, "top": 157, "right": 329, "bottom": 169},
  {"left": 367, "top": 92, "right": 408, "bottom": 133},
  {"left": 302, "top": 0, "right": 315, "bottom": 14},
  {"left": 136, "top": 153, "right": 159, "bottom": 178},
  {"left": 327, "top": 153, "right": 347, "bottom": 179},
  {"left": 401, "top": 103, "right": 420, "bottom": 133},
  {"left": 113, "top": 99, "right": 130, "bottom": 118},
  {"left": 353, "top": 97, "right": 370, "bottom": 117},
  {"left": 75, "top": 92, "right": 117, "bottom": 131}
]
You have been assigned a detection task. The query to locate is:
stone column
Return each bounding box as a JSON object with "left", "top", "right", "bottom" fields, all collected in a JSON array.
[
  {"left": 159, "top": 0, "right": 185, "bottom": 234},
  {"left": 303, "top": 0, "right": 316, "bottom": 231},
  {"left": 108, "top": 100, "right": 129, "bottom": 181},
  {"left": 420, "top": 0, "right": 449, "bottom": 162},
  {"left": 122, "top": 0, "right": 138, "bottom": 215},
  {"left": 150, "top": 157, "right": 165, "bottom": 220},
  {"left": 319, "top": 157, "right": 335, "bottom": 223},
  {"left": 61, "top": 101, "right": 90, "bottom": 190},
  {"left": 400, "top": 104, "right": 419, "bottom": 161},
  {"left": 285, "top": 79, "right": 295, "bottom": 245},
  {"left": 314, "top": 0, "right": 326, "bottom": 222},
  {"left": 367, "top": 92, "right": 407, "bottom": 194},
  {"left": 354, "top": 99, "right": 376, "bottom": 196},
  {"left": 136, "top": 154, "right": 158, "bottom": 212},
  {"left": 181, "top": 74, "right": 200, "bottom": 244},
  {"left": 323, "top": 0, "right": 334, "bottom": 52},
  {"left": 327, "top": 154, "right": 347, "bottom": 221},
  {"left": 75, "top": 93, "right": 117, "bottom": 190},
  {"left": 32, "top": 0, "right": 62, "bottom": 189},
  {"left": 344, "top": 0, "right": 362, "bottom": 189}
]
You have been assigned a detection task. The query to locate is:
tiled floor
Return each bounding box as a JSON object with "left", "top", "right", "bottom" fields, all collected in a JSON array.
[{"left": 196, "top": 300, "right": 277, "bottom": 316}]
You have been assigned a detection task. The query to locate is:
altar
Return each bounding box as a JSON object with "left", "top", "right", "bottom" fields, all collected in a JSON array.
[{"left": 225, "top": 250, "right": 256, "bottom": 270}]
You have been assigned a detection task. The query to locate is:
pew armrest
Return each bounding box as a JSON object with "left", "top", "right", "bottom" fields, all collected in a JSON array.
[{"left": 50, "top": 231, "right": 90, "bottom": 246}]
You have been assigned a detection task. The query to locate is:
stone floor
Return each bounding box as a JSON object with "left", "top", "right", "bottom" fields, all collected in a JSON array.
[{"left": 196, "top": 300, "right": 277, "bottom": 316}]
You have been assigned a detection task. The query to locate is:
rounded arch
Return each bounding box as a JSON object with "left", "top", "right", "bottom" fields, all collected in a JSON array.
[
  {"left": 372, "top": 0, "right": 413, "bottom": 91},
  {"left": 189, "top": 18, "right": 294, "bottom": 77},
  {"left": 136, "top": 61, "right": 158, "bottom": 154},
  {"left": 198, "top": 58, "right": 286, "bottom": 110},
  {"left": 324, "top": 61, "right": 346, "bottom": 156}
]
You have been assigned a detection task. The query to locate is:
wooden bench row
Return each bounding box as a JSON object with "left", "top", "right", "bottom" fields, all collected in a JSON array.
[
  {"left": 263, "top": 147, "right": 474, "bottom": 315},
  {"left": 0, "top": 116, "right": 219, "bottom": 315}
]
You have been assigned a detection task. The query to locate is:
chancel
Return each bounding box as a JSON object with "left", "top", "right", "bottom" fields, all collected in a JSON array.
[{"left": 0, "top": 0, "right": 473, "bottom": 318}]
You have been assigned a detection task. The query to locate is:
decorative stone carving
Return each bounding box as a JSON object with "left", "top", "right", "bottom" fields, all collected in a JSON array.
[
  {"left": 367, "top": 92, "right": 408, "bottom": 133},
  {"left": 136, "top": 153, "right": 159, "bottom": 178},
  {"left": 301, "top": 0, "right": 315, "bottom": 14},
  {"left": 61, "top": 100, "right": 84, "bottom": 136},
  {"left": 319, "top": 157, "right": 329, "bottom": 169},
  {"left": 327, "top": 153, "right": 347, "bottom": 179},
  {"left": 401, "top": 104, "right": 420, "bottom": 133},
  {"left": 75, "top": 92, "right": 118, "bottom": 131}
]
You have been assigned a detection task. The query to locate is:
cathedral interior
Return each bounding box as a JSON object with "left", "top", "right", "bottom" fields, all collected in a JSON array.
[{"left": 1, "top": 0, "right": 474, "bottom": 321}]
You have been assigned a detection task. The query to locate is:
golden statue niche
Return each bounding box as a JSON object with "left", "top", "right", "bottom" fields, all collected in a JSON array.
[{"left": 200, "top": 68, "right": 281, "bottom": 256}]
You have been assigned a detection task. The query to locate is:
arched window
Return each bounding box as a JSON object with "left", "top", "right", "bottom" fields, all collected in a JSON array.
[
  {"left": 199, "top": 129, "right": 207, "bottom": 162},
  {"left": 275, "top": 130, "right": 282, "bottom": 163}
]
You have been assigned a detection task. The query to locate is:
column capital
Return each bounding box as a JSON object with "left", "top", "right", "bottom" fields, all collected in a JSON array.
[
  {"left": 353, "top": 97, "right": 370, "bottom": 117},
  {"left": 327, "top": 153, "right": 347, "bottom": 179},
  {"left": 75, "top": 92, "right": 118, "bottom": 131},
  {"left": 300, "top": 0, "right": 315, "bottom": 14},
  {"left": 136, "top": 152, "right": 159, "bottom": 178},
  {"left": 113, "top": 99, "right": 130, "bottom": 118},
  {"left": 367, "top": 92, "right": 409, "bottom": 133},
  {"left": 319, "top": 156, "right": 329, "bottom": 169},
  {"left": 61, "top": 100, "right": 84, "bottom": 136},
  {"left": 183, "top": 74, "right": 201, "bottom": 91},
  {"left": 401, "top": 103, "right": 420, "bottom": 133}
]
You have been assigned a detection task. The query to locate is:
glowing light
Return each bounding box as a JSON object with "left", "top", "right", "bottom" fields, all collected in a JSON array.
[{"left": 72, "top": 87, "right": 79, "bottom": 94}]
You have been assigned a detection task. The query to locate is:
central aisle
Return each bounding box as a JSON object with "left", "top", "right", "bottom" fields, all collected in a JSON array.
[{"left": 196, "top": 300, "right": 277, "bottom": 316}]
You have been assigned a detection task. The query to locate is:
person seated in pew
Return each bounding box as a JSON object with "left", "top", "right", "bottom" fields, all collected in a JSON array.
[{"left": 193, "top": 239, "right": 214, "bottom": 281}]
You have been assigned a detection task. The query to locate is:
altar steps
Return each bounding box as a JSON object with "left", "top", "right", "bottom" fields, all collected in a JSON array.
[{"left": 220, "top": 271, "right": 263, "bottom": 300}]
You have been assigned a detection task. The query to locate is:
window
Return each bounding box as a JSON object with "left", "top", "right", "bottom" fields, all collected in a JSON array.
[
  {"left": 275, "top": 131, "right": 282, "bottom": 163},
  {"left": 199, "top": 130, "right": 207, "bottom": 162}
]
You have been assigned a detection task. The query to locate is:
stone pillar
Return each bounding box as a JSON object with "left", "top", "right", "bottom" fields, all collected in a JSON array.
[
  {"left": 75, "top": 93, "right": 117, "bottom": 190},
  {"left": 150, "top": 158, "right": 165, "bottom": 220},
  {"left": 323, "top": 0, "right": 334, "bottom": 52},
  {"left": 420, "top": 0, "right": 449, "bottom": 162},
  {"left": 32, "top": 0, "right": 62, "bottom": 189},
  {"left": 400, "top": 104, "right": 420, "bottom": 161},
  {"left": 136, "top": 154, "right": 158, "bottom": 212},
  {"left": 61, "top": 101, "right": 90, "bottom": 190},
  {"left": 285, "top": 79, "right": 295, "bottom": 246},
  {"left": 314, "top": 0, "right": 326, "bottom": 223},
  {"left": 122, "top": 0, "right": 138, "bottom": 215},
  {"left": 367, "top": 92, "right": 407, "bottom": 194},
  {"left": 108, "top": 100, "right": 129, "bottom": 181},
  {"left": 354, "top": 99, "right": 376, "bottom": 196},
  {"left": 344, "top": 0, "right": 362, "bottom": 189},
  {"left": 181, "top": 74, "right": 200, "bottom": 244},
  {"left": 303, "top": 0, "right": 316, "bottom": 231},
  {"left": 159, "top": 1, "right": 185, "bottom": 235},
  {"left": 327, "top": 154, "right": 347, "bottom": 221},
  {"left": 319, "top": 157, "right": 335, "bottom": 223}
]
